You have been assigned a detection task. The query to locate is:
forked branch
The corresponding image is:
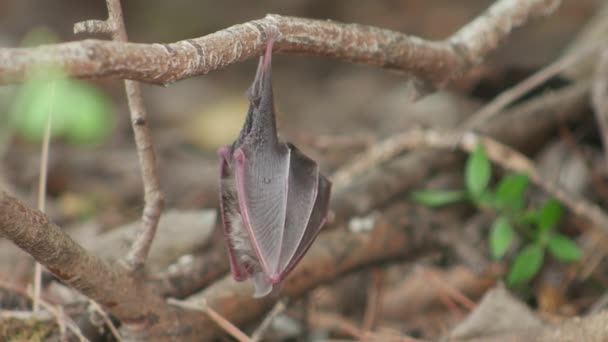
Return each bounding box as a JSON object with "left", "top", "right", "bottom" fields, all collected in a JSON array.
[{"left": 74, "top": 0, "right": 164, "bottom": 271}]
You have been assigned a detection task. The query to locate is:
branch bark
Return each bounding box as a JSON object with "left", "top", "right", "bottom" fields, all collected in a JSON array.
[
  {"left": 0, "top": 0, "right": 560, "bottom": 90},
  {"left": 0, "top": 191, "right": 181, "bottom": 340},
  {"left": 74, "top": 0, "right": 165, "bottom": 271}
]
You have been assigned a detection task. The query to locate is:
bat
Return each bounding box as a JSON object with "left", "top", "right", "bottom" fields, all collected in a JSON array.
[{"left": 218, "top": 34, "right": 331, "bottom": 298}]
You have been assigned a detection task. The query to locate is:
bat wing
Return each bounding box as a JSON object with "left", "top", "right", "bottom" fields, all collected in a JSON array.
[
  {"left": 278, "top": 144, "right": 331, "bottom": 278},
  {"left": 233, "top": 142, "right": 290, "bottom": 281},
  {"left": 234, "top": 142, "right": 331, "bottom": 282}
]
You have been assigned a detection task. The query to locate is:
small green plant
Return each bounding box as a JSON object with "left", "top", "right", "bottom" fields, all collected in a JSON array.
[
  {"left": 6, "top": 27, "right": 113, "bottom": 145},
  {"left": 413, "top": 144, "right": 582, "bottom": 286}
]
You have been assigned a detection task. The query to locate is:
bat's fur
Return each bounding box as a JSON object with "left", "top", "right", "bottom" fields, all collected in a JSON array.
[{"left": 221, "top": 164, "right": 273, "bottom": 297}]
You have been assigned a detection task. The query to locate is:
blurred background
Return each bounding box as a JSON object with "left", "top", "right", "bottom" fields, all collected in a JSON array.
[{"left": 0, "top": 0, "right": 605, "bottom": 340}]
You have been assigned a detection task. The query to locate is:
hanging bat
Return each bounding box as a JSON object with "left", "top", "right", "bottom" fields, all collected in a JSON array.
[{"left": 218, "top": 34, "right": 332, "bottom": 297}]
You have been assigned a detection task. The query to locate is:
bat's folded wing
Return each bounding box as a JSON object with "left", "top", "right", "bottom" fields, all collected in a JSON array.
[
  {"left": 279, "top": 144, "right": 331, "bottom": 278},
  {"left": 233, "top": 143, "right": 290, "bottom": 280}
]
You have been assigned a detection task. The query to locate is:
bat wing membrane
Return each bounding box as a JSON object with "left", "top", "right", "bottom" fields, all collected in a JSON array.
[
  {"left": 234, "top": 142, "right": 290, "bottom": 279},
  {"left": 282, "top": 152, "right": 331, "bottom": 278},
  {"left": 277, "top": 144, "right": 320, "bottom": 275}
]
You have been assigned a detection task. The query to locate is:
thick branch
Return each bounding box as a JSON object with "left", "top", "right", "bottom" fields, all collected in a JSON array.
[
  {"left": 0, "top": 0, "right": 559, "bottom": 86},
  {"left": 0, "top": 191, "right": 181, "bottom": 340}
]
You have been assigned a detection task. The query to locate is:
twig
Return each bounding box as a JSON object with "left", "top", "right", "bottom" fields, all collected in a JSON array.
[
  {"left": 592, "top": 48, "right": 608, "bottom": 165},
  {"left": 33, "top": 82, "right": 55, "bottom": 313},
  {"left": 75, "top": 0, "right": 164, "bottom": 271},
  {"left": 89, "top": 300, "right": 122, "bottom": 341},
  {"left": 251, "top": 300, "right": 287, "bottom": 342},
  {"left": 1, "top": 0, "right": 560, "bottom": 90},
  {"left": 362, "top": 268, "right": 384, "bottom": 332},
  {"left": 0, "top": 279, "right": 88, "bottom": 341},
  {"left": 423, "top": 267, "right": 476, "bottom": 311},
  {"left": 309, "top": 310, "right": 426, "bottom": 342},
  {"left": 461, "top": 44, "right": 601, "bottom": 131},
  {"left": 168, "top": 298, "right": 252, "bottom": 342},
  {"left": 0, "top": 309, "right": 54, "bottom": 321}
]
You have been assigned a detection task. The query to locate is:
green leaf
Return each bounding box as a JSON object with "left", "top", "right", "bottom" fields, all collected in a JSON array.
[
  {"left": 507, "top": 244, "right": 544, "bottom": 286},
  {"left": 489, "top": 216, "right": 514, "bottom": 260},
  {"left": 496, "top": 173, "right": 529, "bottom": 211},
  {"left": 537, "top": 199, "right": 562, "bottom": 233},
  {"left": 466, "top": 144, "right": 491, "bottom": 198},
  {"left": 411, "top": 190, "right": 467, "bottom": 207},
  {"left": 547, "top": 234, "right": 582, "bottom": 262},
  {"left": 10, "top": 71, "right": 113, "bottom": 145}
]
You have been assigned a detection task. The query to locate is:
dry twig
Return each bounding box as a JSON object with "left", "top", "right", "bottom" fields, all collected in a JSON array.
[
  {"left": 33, "top": 82, "right": 54, "bottom": 313},
  {"left": 592, "top": 48, "right": 608, "bottom": 164},
  {"left": 461, "top": 45, "right": 600, "bottom": 130},
  {"left": 88, "top": 300, "right": 121, "bottom": 342},
  {"left": 168, "top": 298, "right": 252, "bottom": 342},
  {"left": 251, "top": 300, "right": 288, "bottom": 342},
  {"left": 74, "top": 0, "right": 164, "bottom": 270}
]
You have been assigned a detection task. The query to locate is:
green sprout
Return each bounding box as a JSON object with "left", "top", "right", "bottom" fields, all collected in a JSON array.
[{"left": 413, "top": 144, "right": 581, "bottom": 286}]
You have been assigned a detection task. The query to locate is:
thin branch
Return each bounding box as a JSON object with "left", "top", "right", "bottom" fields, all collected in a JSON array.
[
  {"left": 251, "top": 300, "right": 287, "bottom": 342},
  {"left": 0, "top": 279, "right": 88, "bottom": 341},
  {"left": 592, "top": 48, "right": 608, "bottom": 165},
  {"left": 89, "top": 300, "right": 122, "bottom": 342},
  {"left": 74, "top": 0, "right": 164, "bottom": 270},
  {"left": 1, "top": 0, "right": 560, "bottom": 89},
  {"left": 362, "top": 268, "right": 383, "bottom": 332},
  {"left": 33, "top": 83, "right": 54, "bottom": 313},
  {"left": 334, "top": 128, "right": 608, "bottom": 234},
  {"left": 461, "top": 44, "right": 601, "bottom": 131},
  {"left": 168, "top": 298, "right": 252, "bottom": 342}
]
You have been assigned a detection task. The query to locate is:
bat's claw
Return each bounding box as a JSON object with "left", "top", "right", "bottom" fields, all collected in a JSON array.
[{"left": 263, "top": 24, "right": 280, "bottom": 45}]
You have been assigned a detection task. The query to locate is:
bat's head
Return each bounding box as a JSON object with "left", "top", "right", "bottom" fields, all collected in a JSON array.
[{"left": 233, "top": 30, "right": 278, "bottom": 153}]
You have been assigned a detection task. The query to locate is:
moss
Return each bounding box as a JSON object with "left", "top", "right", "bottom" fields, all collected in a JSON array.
[{"left": 1, "top": 318, "right": 53, "bottom": 342}]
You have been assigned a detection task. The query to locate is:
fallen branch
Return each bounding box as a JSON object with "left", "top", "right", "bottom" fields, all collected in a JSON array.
[{"left": 0, "top": 0, "right": 560, "bottom": 91}]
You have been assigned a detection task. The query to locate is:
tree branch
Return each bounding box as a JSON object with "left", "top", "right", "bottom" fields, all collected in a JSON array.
[
  {"left": 0, "top": 0, "right": 560, "bottom": 90},
  {"left": 0, "top": 191, "right": 180, "bottom": 339},
  {"left": 74, "top": 0, "right": 165, "bottom": 271}
]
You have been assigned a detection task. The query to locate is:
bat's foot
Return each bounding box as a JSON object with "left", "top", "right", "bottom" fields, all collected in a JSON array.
[{"left": 263, "top": 23, "right": 281, "bottom": 45}]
